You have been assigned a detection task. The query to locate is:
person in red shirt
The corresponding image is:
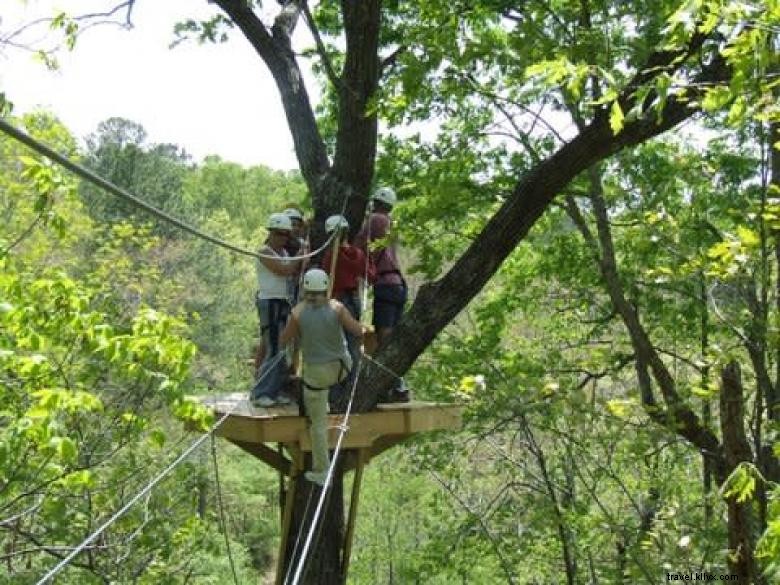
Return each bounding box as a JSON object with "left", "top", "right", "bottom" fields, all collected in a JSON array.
[
  {"left": 354, "top": 187, "right": 410, "bottom": 402},
  {"left": 322, "top": 214, "right": 373, "bottom": 363}
]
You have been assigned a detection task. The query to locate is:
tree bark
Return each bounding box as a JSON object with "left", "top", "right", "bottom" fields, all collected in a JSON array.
[
  {"left": 281, "top": 465, "right": 345, "bottom": 585},
  {"left": 329, "top": 0, "right": 381, "bottom": 231},
  {"left": 214, "top": 0, "right": 330, "bottom": 195},
  {"left": 211, "top": 5, "right": 381, "bottom": 581},
  {"left": 719, "top": 362, "right": 762, "bottom": 584}
]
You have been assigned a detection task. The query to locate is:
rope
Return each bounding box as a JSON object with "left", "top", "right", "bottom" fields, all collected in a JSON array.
[
  {"left": 286, "top": 355, "right": 364, "bottom": 585},
  {"left": 281, "top": 478, "right": 316, "bottom": 584},
  {"left": 326, "top": 230, "right": 342, "bottom": 298},
  {"left": 284, "top": 206, "right": 376, "bottom": 585},
  {"left": 362, "top": 353, "right": 404, "bottom": 382},
  {"left": 0, "top": 117, "right": 338, "bottom": 262},
  {"left": 211, "top": 434, "right": 241, "bottom": 585},
  {"left": 35, "top": 352, "right": 285, "bottom": 584},
  {"left": 361, "top": 201, "right": 373, "bottom": 317}
]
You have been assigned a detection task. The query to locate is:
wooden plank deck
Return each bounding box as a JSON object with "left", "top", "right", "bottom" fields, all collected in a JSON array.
[
  {"left": 198, "top": 393, "right": 463, "bottom": 472},
  {"left": 202, "top": 393, "right": 462, "bottom": 449}
]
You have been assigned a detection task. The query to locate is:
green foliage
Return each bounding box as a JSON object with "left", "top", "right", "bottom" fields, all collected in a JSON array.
[
  {"left": 3, "top": 0, "right": 780, "bottom": 580},
  {"left": 0, "top": 110, "right": 288, "bottom": 582},
  {"left": 721, "top": 463, "right": 760, "bottom": 503},
  {"left": 757, "top": 484, "right": 780, "bottom": 580}
]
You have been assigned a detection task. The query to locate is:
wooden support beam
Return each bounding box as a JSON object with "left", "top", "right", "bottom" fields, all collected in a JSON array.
[
  {"left": 342, "top": 448, "right": 367, "bottom": 577},
  {"left": 341, "top": 434, "right": 407, "bottom": 472},
  {"left": 188, "top": 397, "right": 464, "bottom": 584},
  {"left": 228, "top": 438, "right": 292, "bottom": 476}
]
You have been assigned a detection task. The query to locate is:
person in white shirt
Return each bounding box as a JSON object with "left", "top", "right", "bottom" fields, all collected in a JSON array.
[{"left": 251, "top": 213, "right": 304, "bottom": 407}]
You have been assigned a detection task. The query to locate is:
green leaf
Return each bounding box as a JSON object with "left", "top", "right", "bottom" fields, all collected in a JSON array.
[{"left": 609, "top": 101, "right": 624, "bottom": 134}]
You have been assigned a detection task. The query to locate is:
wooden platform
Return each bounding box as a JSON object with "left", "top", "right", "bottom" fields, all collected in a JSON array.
[
  {"left": 200, "top": 393, "right": 463, "bottom": 475},
  {"left": 197, "top": 394, "right": 463, "bottom": 583}
]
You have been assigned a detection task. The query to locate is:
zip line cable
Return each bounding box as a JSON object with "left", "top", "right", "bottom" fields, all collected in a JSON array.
[
  {"left": 285, "top": 220, "right": 377, "bottom": 585},
  {"left": 283, "top": 217, "right": 372, "bottom": 585},
  {"left": 35, "top": 352, "right": 286, "bottom": 585},
  {"left": 0, "top": 117, "right": 339, "bottom": 262},
  {"left": 286, "top": 354, "right": 365, "bottom": 585}
]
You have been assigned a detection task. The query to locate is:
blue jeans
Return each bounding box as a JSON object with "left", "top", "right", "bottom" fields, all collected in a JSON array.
[
  {"left": 251, "top": 298, "right": 290, "bottom": 400},
  {"left": 373, "top": 283, "right": 407, "bottom": 329}
]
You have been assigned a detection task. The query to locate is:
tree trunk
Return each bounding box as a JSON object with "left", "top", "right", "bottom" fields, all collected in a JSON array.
[
  {"left": 719, "top": 361, "right": 762, "bottom": 584},
  {"left": 282, "top": 467, "right": 346, "bottom": 585}
]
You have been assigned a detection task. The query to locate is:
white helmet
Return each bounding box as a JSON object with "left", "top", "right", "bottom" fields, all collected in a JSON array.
[
  {"left": 267, "top": 213, "right": 292, "bottom": 231},
  {"left": 303, "top": 268, "right": 329, "bottom": 292},
  {"left": 372, "top": 186, "right": 397, "bottom": 207},
  {"left": 283, "top": 208, "right": 304, "bottom": 221},
  {"left": 325, "top": 214, "right": 349, "bottom": 234}
]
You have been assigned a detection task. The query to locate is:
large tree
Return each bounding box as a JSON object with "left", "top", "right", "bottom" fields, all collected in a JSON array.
[
  {"left": 189, "top": 2, "right": 775, "bottom": 581},
  {"left": 4, "top": 0, "right": 778, "bottom": 582}
]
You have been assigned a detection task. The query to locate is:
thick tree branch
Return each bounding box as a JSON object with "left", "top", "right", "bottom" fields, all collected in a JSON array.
[
  {"left": 346, "top": 29, "right": 731, "bottom": 413},
  {"left": 272, "top": 0, "right": 302, "bottom": 38},
  {"left": 380, "top": 45, "right": 406, "bottom": 75},
  {"left": 214, "top": 0, "right": 329, "bottom": 193},
  {"left": 719, "top": 362, "right": 762, "bottom": 582},
  {"left": 587, "top": 169, "right": 724, "bottom": 474},
  {"left": 300, "top": 0, "right": 341, "bottom": 90}
]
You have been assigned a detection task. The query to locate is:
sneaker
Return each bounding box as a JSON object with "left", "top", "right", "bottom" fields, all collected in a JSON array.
[
  {"left": 391, "top": 389, "right": 410, "bottom": 403},
  {"left": 304, "top": 471, "right": 328, "bottom": 486},
  {"left": 275, "top": 394, "right": 292, "bottom": 405},
  {"left": 251, "top": 395, "right": 276, "bottom": 408}
]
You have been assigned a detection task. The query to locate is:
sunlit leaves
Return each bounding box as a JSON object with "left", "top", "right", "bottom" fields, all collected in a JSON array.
[
  {"left": 170, "top": 13, "right": 234, "bottom": 47},
  {"left": 610, "top": 101, "right": 625, "bottom": 134},
  {"left": 704, "top": 226, "right": 760, "bottom": 278},
  {"left": 721, "top": 462, "right": 760, "bottom": 503}
]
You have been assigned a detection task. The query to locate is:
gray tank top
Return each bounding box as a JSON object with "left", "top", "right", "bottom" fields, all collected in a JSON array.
[{"left": 298, "top": 301, "right": 350, "bottom": 365}]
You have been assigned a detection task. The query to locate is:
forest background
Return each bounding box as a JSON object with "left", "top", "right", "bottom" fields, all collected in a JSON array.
[{"left": 1, "top": 0, "right": 780, "bottom": 584}]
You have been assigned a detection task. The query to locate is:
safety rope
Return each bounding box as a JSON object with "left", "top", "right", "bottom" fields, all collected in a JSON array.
[
  {"left": 211, "top": 434, "right": 241, "bottom": 585},
  {"left": 362, "top": 353, "right": 404, "bottom": 382},
  {"left": 326, "top": 229, "right": 342, "bottom": 299},
  {"left": 282, "top": 227, "right": 343, "bottom": 585},
  {"left": 35, "top": 351, "right": 286, "bottom": 584},
  {"left": 361, "top": 201, "right": 373, "bottom": 316},
  {"left": 286, "top": 354, "right": 365, "bottom": 585},
  {"left": 0, "top": 117, "right": 338, "bottom": 262},
  {"left": 282, "top": 208, "right": 376, "bottom": 585},
  {"left": 281, "top": 477, "right": 315, "bottom": 584}
]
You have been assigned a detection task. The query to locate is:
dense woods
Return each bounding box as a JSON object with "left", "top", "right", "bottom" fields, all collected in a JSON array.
[{"left": 2, "top": 0, "right": 780, "bottom": 583}]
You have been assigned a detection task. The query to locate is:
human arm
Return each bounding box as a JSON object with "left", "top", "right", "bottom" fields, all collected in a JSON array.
[
  {"left": 259, "top": 247, "right": 300, "bottom": 276},
  {"left": 279, "top": 306, "right": 301, "bottom": 345}
]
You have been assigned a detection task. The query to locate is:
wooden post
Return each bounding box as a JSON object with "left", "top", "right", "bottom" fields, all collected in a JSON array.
[
  {"left": 276, "top": 446, "right": 303, "bottom": 585},
  {"left": 341, "top": 448, "right": 368, "bottom": 576}
]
